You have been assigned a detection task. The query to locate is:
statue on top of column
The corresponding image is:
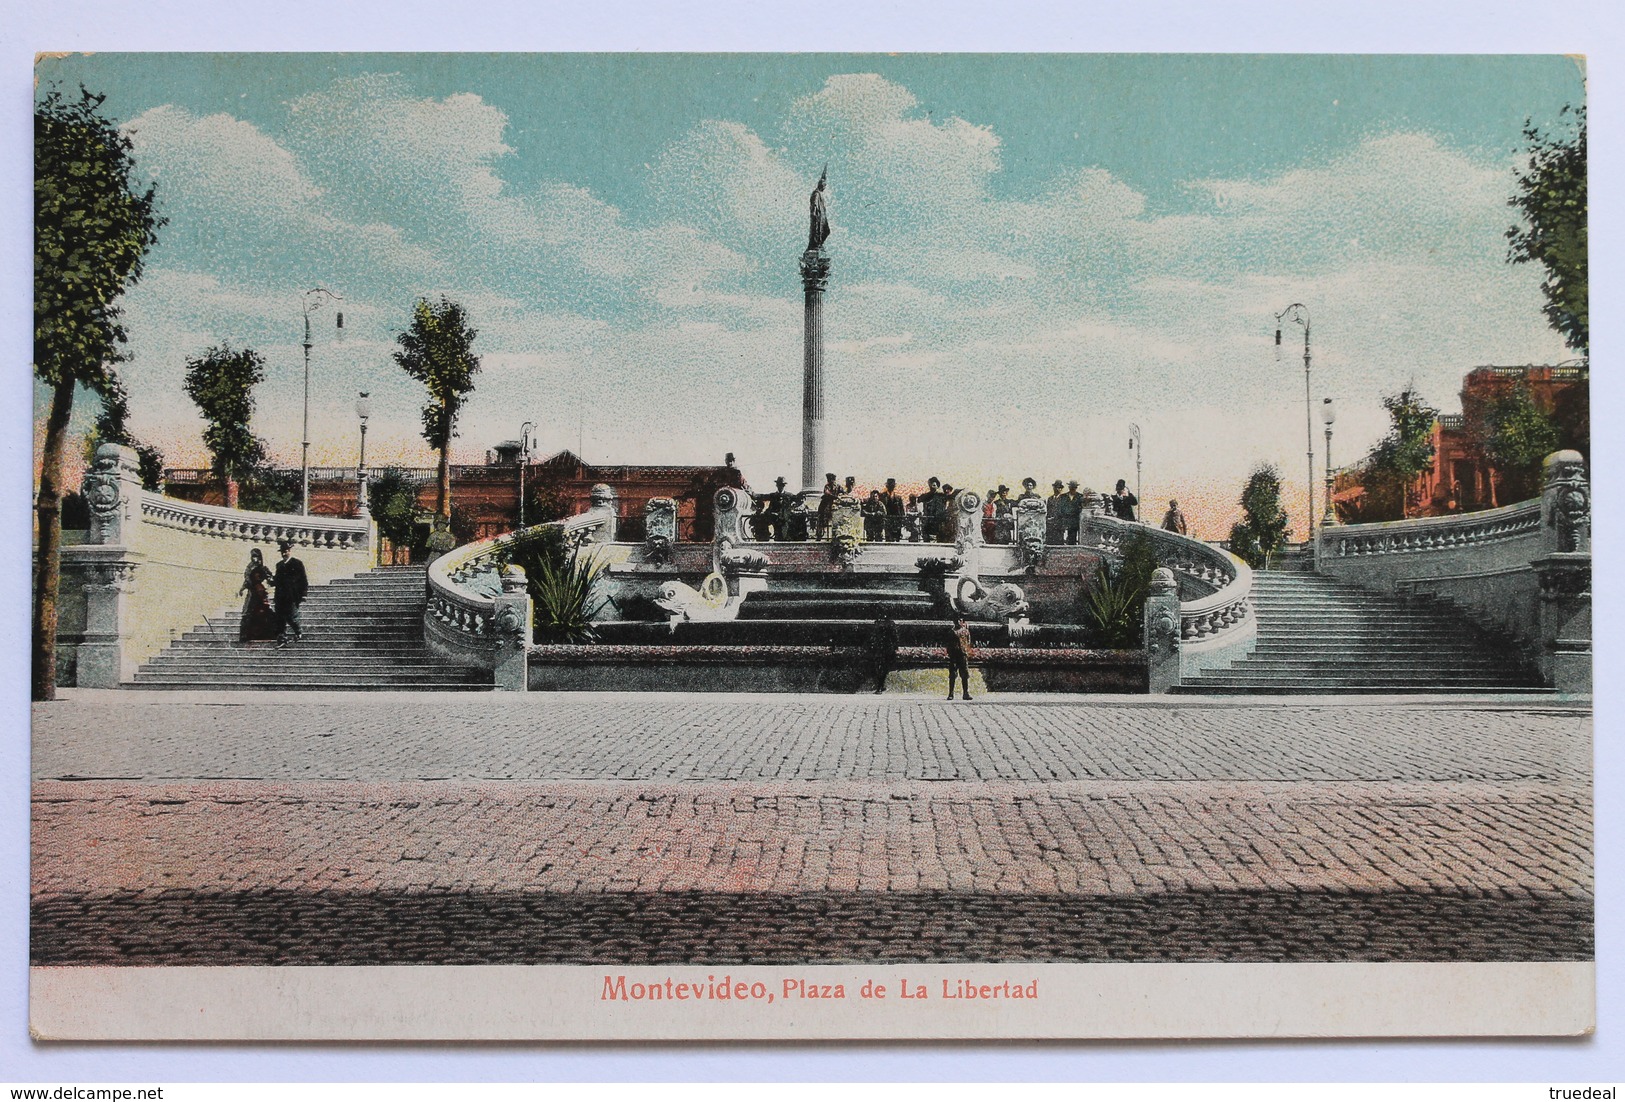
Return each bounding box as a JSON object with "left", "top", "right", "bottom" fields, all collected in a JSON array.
[{"left": 807, "top": 165, "right": 831, "bottom": 251}]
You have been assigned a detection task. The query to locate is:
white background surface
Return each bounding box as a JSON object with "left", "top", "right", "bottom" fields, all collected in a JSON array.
[{"left": 4, "top": 0, "right": 1619, "bottom": 1084}]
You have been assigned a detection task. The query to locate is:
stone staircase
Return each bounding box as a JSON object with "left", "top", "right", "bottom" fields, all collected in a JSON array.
[
  {"left": 1180, "top": 572, "right": 1547, "bottom": 694},
  {"left": 131, "top": 566, "right": 492, "bottom": 691}
]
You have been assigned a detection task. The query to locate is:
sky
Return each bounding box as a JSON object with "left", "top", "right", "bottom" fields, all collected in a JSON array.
[{"left": 34, "top": 52, "right": 1585, "bottom": 537}]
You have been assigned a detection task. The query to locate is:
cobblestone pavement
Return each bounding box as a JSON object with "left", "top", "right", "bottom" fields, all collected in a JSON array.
[
  {"left": 33, "top": 693, "right": 1589, "bottom": 783},
  {"left": 31, "top": 693, "right": 1592, "bottom": 964}
]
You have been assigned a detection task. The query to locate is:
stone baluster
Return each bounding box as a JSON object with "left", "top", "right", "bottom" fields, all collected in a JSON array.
[{"left": 1144, "top": 567, "right": 1181, "bottom": 693}]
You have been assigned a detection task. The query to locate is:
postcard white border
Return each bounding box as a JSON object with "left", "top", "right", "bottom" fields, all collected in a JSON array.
[
  {"left": 9, "top": 0, "right": 1622, "bottom": 1088},
  {"left": 31, "top": 962, "right": 1595, "bottom": 1041}
]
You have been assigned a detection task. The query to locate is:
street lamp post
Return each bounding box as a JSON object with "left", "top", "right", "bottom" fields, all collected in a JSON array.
[
  {"left": 355, "top": 391, "right": 372, "bottom": 515},
  {"left": 1321, "top": 397, "right": 1337, "bottom": 529},
  {"left": 1128, "top": 423, "right": 1143, "bottom": 519},
  {"left": 1275, "top": 303, "right": 1314, "bottom": 542},
  {"left": 300, "top": 288, "right": 344, "bottom": 516},
  {"left": 518, "top": 421, "right": 535, "bottom": 530}
]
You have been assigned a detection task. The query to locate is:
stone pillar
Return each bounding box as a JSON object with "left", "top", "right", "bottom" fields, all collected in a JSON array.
[
  {"left": 799, "top": 247, "right": 831, "bottom": 493},
  {"left": 70, "top": 444, "right": 148, "bottom": 687},
  {"left": 492, "top": 565, "right": 532, "bottom": 692},
  {"left": 1534, "top": 450, "right": 1591, "bottom": 693},
  {"left": 72, "top": 550, "right": 142, "bottom": 688},
  {"left": 1143, "top": 567, "right": 1182, "bottom": 693}
]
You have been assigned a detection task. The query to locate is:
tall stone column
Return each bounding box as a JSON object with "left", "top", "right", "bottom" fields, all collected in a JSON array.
[{"left": 799, "top": 247, "right": 831, "bottom": 493}]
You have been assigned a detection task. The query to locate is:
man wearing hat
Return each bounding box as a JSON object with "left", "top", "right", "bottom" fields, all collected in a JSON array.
[
  {"left": 1061, "top": 480, "right": 1085, "bottom": 544},
  {"left": 762, "top": 477, "right": 791, "bottom": 541},
  {"left": 1161, "top": 499, "right": 1188, "bottom": 535},
  {"left": 270, "top": 539, "right": 309, "bottom": 647},
  {"left": 1046, "top": 479, "right": 1066, "bottom": 544}
]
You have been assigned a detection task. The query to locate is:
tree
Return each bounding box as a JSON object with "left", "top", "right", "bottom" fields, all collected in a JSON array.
[
  {"left": 1227, "top": 464, "right": 1290, "bottom": 569},
  {"left": 237, "top": 468, "right": 301, "bottom": 515},
  {"left": 393, "top": 297, "right": 480, "bottom": 522},
  {"left": 34, "top": 87, "right": 162, "bottom": 701},
  {"left": 1483, "top": 385, "right": 1561, "bottom": 503},
  {"left": 183, "top": 344, "right": 268, "bottom": 495},
  {"left": 85, "top": 378, "right": 164, "bottom": 491},
  {"left": 368, "top": 468, "right": 426, "bottom": 556},
  {"left": 1508, "top": 106, "right": 1587, "bottom": 356},
  {"left": 1359, "top": 387, "right": 1439, "bottom": 519}
]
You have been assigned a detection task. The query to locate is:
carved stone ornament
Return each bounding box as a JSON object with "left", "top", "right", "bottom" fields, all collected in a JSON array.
[
  {"left": 500, "top": 565, "right": 529, "bottom": 595},
  {"left": 1543, "top": 450, "right": 1590, "bottom": 553},
  {"left": 1149, "top": 566, "right": 1179, "bottom": 597},
  {"left": 954, "top": 576, "right": 1029, "bottom": 623},
  {"left": 953, "top": 490, "right": 984, "bottom": 547},
  {"left": 494, "top": 602, "right": 525, "bottom": 636}
]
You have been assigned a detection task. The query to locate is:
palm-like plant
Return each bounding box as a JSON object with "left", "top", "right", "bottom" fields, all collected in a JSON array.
[
  {"left": 1084, "top": 564, "right": 1144, "bottom": 649},
  {"left": 533, "top": 542, "right": 608, "bottom": 644}
]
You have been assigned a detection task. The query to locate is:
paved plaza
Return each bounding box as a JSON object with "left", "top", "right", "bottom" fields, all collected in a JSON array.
[{"left": 31, "top": 691, "right": 1592, "bottom": 965}]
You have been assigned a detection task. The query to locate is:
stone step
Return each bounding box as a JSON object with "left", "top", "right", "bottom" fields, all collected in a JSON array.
[{"left": 136, "top": 564, "right": 489, "bottom": 692}]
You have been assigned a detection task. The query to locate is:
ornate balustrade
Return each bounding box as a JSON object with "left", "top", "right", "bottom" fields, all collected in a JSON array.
[
  {"left": 423, "top": 487, "right": 619, "bottom": 672},
  {"left": 1312, "top": 451, "right": 1589, "bottom": 692},
  {"left": 139, "top": 492, "right": 371, "bottom": 551},
  {"left": 1320, "top": 499, "right": 1542, "bottom": 559},
  {"left": 1080, "top": 514, "right": 1253, "bottom": 652}
]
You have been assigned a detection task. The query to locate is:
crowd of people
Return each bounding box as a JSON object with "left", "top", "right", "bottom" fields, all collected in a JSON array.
[{"left": 746, "top": 473, "right": 1154, "bottom": 544}]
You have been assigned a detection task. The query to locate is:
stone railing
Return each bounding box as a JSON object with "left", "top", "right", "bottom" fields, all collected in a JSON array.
[
  {"left": 55, "top": 444, "right": 377, "bottom": 686},
  {"left": 422, "top": 489, "right": 620, "bottom": 688},
  {"left": 1315, "top": 450, "right": 1589, "bottom": 692},
  {"left": 1318, "top": 499, "right": 1542, "bottom": 560},
  {"left": 138, "top": 493, "right": 371, "bottom": 551},
  {"left": 1081, "top": 514, "right": 1256, "bottom": 678}
]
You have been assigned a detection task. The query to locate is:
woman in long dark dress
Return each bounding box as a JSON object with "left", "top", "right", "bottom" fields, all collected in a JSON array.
[{"left": 238, "top": 548, "right": 280, "bottom": 643}]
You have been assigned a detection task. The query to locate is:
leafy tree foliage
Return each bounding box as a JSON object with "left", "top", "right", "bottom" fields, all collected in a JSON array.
[
  {"left": 1227, "top": 464, "right": 1290, "bottom": 568},
  {"left": 237, "top": 467, "right": 301, "bottom": 515},
  {"left": 366, "top": 468, "right": 428, "bottom": 560},
  {"left": 393, "top": 297, "right": 480, "bottom": 519},
  {"left": 182, "top": 345, "right": 267, "bottom": 488},
  {"left": 1483, "top": 385, "right": 1561, "bottom": 503},
  {"left": 85, "top": 379, "right": 164, "bottom": 491},
  {"left": 33, "top": 86, "right": 162, "bottom": 700},
  {"left": 1357, "top": 387, "right": 1439, "bottom": 520},
  {"left": 1508, "top": 107, "right": 1587, "bottom": 355}
]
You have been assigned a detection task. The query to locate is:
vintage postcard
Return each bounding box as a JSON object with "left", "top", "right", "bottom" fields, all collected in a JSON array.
[{"left": 29, "top": 53, "right": 1591, "bottom": 1040}]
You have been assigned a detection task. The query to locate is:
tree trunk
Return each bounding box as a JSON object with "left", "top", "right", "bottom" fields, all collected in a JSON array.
[
  {"left": 436, "top": 443, "right": 451, "bottom": 519},
  {"left": 32, "top": 375, "right": 76, "bottom": 702},
  {"left": 435, "top": 394, "right": 455, "bottom": 520}
]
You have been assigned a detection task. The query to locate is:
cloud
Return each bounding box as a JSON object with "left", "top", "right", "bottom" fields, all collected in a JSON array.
[{"left": 104, "top": 68, "right": 1569, "bottom": 524}]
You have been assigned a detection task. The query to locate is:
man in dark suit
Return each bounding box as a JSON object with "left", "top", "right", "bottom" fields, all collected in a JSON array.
[
  {"left": 271, "top": 539, "right": 309, "bottom": 647},
  {"left": 880, "top": 477, "right": 905, "bottom": 542}
]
